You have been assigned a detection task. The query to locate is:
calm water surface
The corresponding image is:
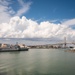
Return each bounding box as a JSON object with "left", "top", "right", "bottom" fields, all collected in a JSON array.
[{"left": 0, "top": 49, "right": 75, "bottom": 75}]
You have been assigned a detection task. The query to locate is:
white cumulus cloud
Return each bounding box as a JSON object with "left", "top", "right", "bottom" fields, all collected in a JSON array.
[
  {"left": 0, "top": 0, "right": 75, "bottom": 41},
  {"left": 61, "top": 18, "right": 75, "bottom": 26},
  {"left": 0, "top": 16, "right": 75, "bottom": 41}
]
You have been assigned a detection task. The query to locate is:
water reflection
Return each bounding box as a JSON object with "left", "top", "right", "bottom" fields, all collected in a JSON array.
[{"left": 0, "top": 49, "right": 75, "bottom": 75}]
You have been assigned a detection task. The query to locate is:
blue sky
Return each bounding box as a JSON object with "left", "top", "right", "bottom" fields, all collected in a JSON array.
[
  {"left": 11, "top": 0, "right": 75, "bottom": 22},
  {"left": 27, "top": 0, "right": 75, "bottom": 21},
  {"left": 0, "top": 0, "right": 75, "bottom": 42}
]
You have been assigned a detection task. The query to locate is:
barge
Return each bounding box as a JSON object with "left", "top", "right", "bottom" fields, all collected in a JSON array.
[{"left": 0, "top": 43, "right": 29, "bottom": 52}]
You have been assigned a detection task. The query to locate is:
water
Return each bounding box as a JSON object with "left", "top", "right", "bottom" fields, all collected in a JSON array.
[{"left": 0, "top": 49, "right": 75, "bottom": 75}]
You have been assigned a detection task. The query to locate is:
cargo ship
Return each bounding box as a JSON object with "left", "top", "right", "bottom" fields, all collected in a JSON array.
[{"left": 0, "top": 43, "right": 29, "bottom": 52}]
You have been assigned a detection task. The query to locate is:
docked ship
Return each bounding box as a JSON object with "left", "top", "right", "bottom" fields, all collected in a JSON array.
[{"left": 0, "top": 43, "right": 29, "bottom": 52}]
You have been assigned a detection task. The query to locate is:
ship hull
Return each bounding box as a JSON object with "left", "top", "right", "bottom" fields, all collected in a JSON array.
[{"left": 0, "top": 48, "right": 29, "bottom": 52}]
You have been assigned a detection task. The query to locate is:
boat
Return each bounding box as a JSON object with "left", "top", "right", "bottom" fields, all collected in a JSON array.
[
  {"left": 0, "top": 43, "right": 29, "bottom": 52},
  {"left": 0, "top": 48, "right": 29, "bottom": 52},
  {"left": 71, "top": 47, "right": 75, "bottom": 50},
  {"left": 69, "top": 47, "right": 75, "bottom": 52},
  {"left": 65, "top": 47, "right": 75, "bottom": 52}
]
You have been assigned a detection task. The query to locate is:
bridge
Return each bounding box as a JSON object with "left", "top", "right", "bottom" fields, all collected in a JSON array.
[{"left": 29, "top": 37, "right": 75, "bottom": 49}]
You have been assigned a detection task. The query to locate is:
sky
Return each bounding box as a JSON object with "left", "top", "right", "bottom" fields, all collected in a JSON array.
[{"left": 0, "top": 0, "right": 75, "bottom": 43}]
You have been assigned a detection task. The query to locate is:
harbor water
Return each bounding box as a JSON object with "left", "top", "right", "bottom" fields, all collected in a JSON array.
[{"left": 0, "top": 49, "right": 75, "bottom": 75}]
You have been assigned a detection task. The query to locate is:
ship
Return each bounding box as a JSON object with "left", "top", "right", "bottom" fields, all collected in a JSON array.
[{"left": 0, "top": 43, "right": 29, "bottom": 52}]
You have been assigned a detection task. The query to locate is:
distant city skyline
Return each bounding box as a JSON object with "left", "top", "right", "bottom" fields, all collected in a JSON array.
[{"left": 0, "top": 0, "right": 75, "bottom": 41}]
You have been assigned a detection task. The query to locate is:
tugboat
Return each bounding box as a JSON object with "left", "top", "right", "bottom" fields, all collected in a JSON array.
[{"left": 0, "top": 43, "right": 29, "bottom": 52}]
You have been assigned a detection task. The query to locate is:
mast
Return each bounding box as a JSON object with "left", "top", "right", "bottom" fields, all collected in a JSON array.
[{"left": 64, "top": 37, "right": 66, "bottom": 48}]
